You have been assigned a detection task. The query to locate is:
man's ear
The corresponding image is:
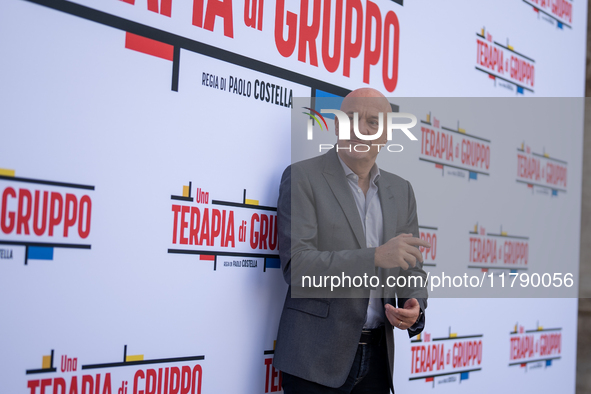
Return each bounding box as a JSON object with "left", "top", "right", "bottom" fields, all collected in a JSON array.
[{"left": 334, "top": 117, "right": 339, "bottom": 137}]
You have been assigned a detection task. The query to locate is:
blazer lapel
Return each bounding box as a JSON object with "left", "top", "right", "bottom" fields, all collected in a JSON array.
[
  {"left": 377, "top": 178, "right": 399, "bottom": 299},
  {"left": 377, "top": 179, "right": 398, "bottom": 241},
  {"left": 322, "top": 149, "right": 367, "bottom": 249}
]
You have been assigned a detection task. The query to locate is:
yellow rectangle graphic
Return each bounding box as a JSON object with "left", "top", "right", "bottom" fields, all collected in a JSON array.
[
  {"left": 183, "top": 185, "right": 190, "bottom": 197},
  {"left": 42, "top": 355, "right": 51, "bottom": 369},
  {"left": 501, "top": 231, "right": 508, "bottom": 236},
  {"left": 508, "top": 45, "right": 514, "bottom": 51},
  {"left": 126, "top": 355, "right": 144, "bottom": 362},
  {"left": 458, "top": 128, "right": 466, "bottom": 134},
  {"left": 245, "top": 199, "right": 259, "bottom": 205},
  {"left": 0, "top": 169, "right": 15, "bottom": 177},
  {"left": 450, "top": 333, "right": 457, "bottom": 338}
]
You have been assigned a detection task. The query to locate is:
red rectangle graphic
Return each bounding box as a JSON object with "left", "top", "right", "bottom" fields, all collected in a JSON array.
[{"left": 125, "top": 32, "right": 174, "bottom": 61}]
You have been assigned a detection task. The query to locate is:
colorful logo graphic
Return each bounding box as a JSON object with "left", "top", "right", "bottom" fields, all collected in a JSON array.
[
  {"left": 468, "top": 224, "right": 529, "bottom": 272},
  {"left": 303, "top": 107, "right": 329, "bottom": 132},
  {"left": 168, "top": 182, "right": 280, "bottom": 271},
  {"left": 301, "top": 93, "right": 415, "bottom": 153},
  {"left": 409, "top": 327, "right": 483, "bottom": 387},
  {"left": 517, "top": 142, "right": 567, "bottom": 196},
  {"left": 26, "top": 346, "right": 204, "bottom": 394},
  {"left": 419, "top": 112, "right": 491, "bottom": 180},
  {"left": 0, "top": 169, "right": 93, "bottom": 265},
  {"left": 306, "top": 110, "right": 417, "bottom": 142},
  {"left": 522, "top": 0, "right": 573, "bottom": 29},
  {"left": 509, "top": 322, "right": 562, "bottom": 370},
  {"left": 476, "top": 28, "right": 535, "bottom": 94}
]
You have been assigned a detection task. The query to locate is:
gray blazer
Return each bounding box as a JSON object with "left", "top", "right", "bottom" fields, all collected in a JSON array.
[{"left": 273, "top": 148, "right": 428, "bottom": 389}]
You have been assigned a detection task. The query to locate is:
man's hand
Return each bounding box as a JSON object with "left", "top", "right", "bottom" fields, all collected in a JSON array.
[
  {"left": 374, "top": 233, "right": 431, "bottom": 269},
  {"left": 385, "top": 298, "right": 421, "bottom": 330}
]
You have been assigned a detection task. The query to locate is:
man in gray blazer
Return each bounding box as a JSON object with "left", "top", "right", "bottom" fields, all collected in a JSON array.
[{"left": 273, "top": 88, "right": 430, "bottom": 393}]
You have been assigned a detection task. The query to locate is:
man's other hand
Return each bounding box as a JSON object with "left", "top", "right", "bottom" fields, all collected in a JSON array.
[
  {"left": 374, "top": 233, "right": 431, "bottom": 269},
  {"left": 385, "top": 298, "right": 420, "bottom": 330}
]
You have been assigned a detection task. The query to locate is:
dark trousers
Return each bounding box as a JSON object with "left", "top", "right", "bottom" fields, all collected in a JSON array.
[{"left": 282, "top": 330, "right": 391, "bottom": 394}]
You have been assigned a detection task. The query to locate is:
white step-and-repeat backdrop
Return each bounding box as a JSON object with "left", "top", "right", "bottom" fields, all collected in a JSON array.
[{"left": 0, "top": 0, "right": 586, "bottom": 393}]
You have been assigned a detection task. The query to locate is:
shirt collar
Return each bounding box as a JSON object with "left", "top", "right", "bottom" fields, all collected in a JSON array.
[{"left": 337, "top": 154, "right": 381, "bottom": 184}]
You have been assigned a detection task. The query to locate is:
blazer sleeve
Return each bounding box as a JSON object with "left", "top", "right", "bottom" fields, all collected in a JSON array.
[{"left": 395, "top": 181, "right": 428, "bottom": 337}]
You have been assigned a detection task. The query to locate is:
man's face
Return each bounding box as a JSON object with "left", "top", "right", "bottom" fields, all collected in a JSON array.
[{"left": 335, "top": 96, "right": 390, "bottom": 163}]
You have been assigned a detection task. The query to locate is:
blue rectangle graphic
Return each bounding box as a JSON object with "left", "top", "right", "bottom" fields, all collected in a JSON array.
[
  {"left": 469, "top": 172, "right": 478, "bottom": 180},
  {"left": 460, "top": 372, "right": 470, "bottom": 381},
  {"left": 266, "top": 258, "right": 281, "bottom": 269},
  {"left": 28, "top": 246, "right": 54, "bottom": 260},
  {"left": 314, "top": 90, "right": 343, "bottom": 120}
]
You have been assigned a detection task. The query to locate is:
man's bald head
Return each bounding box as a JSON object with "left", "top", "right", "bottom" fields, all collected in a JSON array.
[
  {"left": 334, "top": 87, "right": 391, "bottom": 165},
  {"left": 344, "top": 87, "right": 385, "bottom": 98},
  {"left": 341, "top": 88, "right": 391, "bottom": 113}
]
